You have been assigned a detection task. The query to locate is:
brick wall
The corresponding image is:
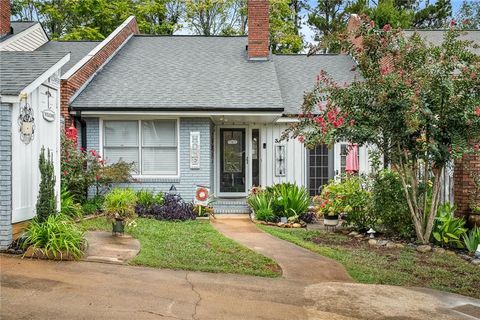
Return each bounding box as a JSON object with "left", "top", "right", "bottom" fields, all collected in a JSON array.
[
  {"left": 0, "top": 0, "right": 10, "bottom": 38},
  {"left": 61, "top": 17, "right": 139, "bottom": 127},
  {"left": 85, "top": 117, "right": 213, "bottom": 201},
  {"left": 0, "top": 103, "right": 12, "bottom": 250},
  {"left": 454, "top": 155, "right": 480, "bottom": 216},
  {"left": 248, "top": 0, "right": 269, "bottom": 60}
]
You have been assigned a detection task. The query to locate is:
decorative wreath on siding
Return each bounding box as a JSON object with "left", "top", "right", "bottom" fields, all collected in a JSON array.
[{"left": 196, "top": 187, "right": 209, "bottom": 202}]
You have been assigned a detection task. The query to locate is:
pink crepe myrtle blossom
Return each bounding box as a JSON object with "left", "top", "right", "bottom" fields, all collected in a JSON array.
[
  {"left": 382, "top": 24, "right": 391, "bottom": 32},
  {"left": 297, "top": 135, "right": 305, "bottom": 143},
  {"left": 475, "top": 107, "right": 480, "bottom": 117}
]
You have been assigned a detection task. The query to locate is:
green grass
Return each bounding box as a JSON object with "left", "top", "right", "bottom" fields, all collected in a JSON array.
[
  {"left": 79, "top": 217, "right": 280, "bottom": 277},
  {"left": 258, "top": 225, "right": 480, "bottom": 299}
]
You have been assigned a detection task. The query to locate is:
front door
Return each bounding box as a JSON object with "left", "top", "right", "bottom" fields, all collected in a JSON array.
[{"left": 219, "top": 128, "right": 246, "bottom": 195}]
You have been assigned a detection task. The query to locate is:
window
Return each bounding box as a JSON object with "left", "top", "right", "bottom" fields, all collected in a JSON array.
[
  {"left": 308, "top": 145, "right": 329, "bottom": 196},
  {"left": 103, "top": 119, "right": 178, "bottom": 175}
]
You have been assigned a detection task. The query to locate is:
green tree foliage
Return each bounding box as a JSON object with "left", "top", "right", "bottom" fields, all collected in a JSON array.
[
  {"left": 36, "top": 147, "right": 57, "bottom": 223},
  {"left": 185, "top": 0, "right": 241, "bottom": 35},
  {"left": 413, "top": 0, "right": 452, "bottom": 28},
  {"left": 283, "top": 17, "right": 480, "bottom": 244},
  {"left": 455, "top": 0, "right": 480, "bottom": 29},
  {"left": 269, "top": 0, "right": 303, "bottom": 53}
]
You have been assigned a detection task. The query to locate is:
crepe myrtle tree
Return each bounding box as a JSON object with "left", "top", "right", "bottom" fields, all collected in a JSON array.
[{"left": 282, "top": 16, "right": 480, "bottom": 244}]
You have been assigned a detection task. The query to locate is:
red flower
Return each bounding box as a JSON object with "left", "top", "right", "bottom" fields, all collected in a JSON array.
[
  {"left": 475, "top": 107, "right": 480, "bottom": 117},
  {"left": 382, "top": 24, "right": 391, "bottom": 32},
  {"left": 297, "top": 135, "right": 305, "bottom": 143},
  {"left": 474, "top": 144, "right": 480, "bottom": 151},
  {"left": 450, "top": 19, "right": 456, "bottom": 27},
  {"left": 96, "top": 175, "right": 100, "bottom": 181},
  {"left": 63, "top": 171, "right": 67, "bottom": 176}
]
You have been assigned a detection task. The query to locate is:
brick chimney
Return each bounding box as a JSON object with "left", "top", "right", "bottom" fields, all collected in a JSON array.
[
  {"left": 346, "top": 14, "right": 363, "bottom": 51},
  {"left": 0, "top": 0, "right": 11, "bottom": 38},
  {"left": 248, "top": 0, "right": 269, "bottom": 60}
]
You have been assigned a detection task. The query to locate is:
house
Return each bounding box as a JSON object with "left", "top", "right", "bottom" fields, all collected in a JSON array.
[
  {"left": 64, "top": 0, "right": 369, "bottom": 211},
  {"left": 0, "top": 0, "right": 136, "bottom": 250},
  {"left": 0, "top": 49, "right": 69, "bottom": 249}
]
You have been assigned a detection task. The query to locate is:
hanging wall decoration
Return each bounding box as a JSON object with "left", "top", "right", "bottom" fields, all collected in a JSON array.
[
  {"left": 18, "top": 93, "right": 35, "bottom": 144},
  {"left": 42, "top": 89, "right": 56, "bottom": 122}
]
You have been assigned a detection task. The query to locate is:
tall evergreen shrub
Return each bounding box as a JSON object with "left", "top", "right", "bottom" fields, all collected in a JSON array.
[{"left": 36, "top": 147, "right": 57, "bottom": 222}]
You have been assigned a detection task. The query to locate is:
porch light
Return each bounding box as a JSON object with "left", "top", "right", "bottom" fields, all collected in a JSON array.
[
  {"left": 169, "top": 184, "right": 177, "bottom": 195},
  {"left": 367, "top": 228, "right": 376, "bottom": 239}
]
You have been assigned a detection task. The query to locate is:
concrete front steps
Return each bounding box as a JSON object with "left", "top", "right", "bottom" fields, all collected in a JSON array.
[{"left": 213, "top": 198, "right": 251, "bottom": 214}]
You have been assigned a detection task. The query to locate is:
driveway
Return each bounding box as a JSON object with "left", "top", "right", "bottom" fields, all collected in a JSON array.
[{"left": 2, "top": 256, "right": 479, "bottom": 320}]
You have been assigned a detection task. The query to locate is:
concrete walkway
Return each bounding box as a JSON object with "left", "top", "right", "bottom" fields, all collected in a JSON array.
[
  {"left": 2, "top": 256, "right": 479, "bottom": 320},
  {"left": 83, "top": 231, "right": 140, "bottom": 264},
  {"left": 212, "top": 215, "right": 352, "bottom": 283}
]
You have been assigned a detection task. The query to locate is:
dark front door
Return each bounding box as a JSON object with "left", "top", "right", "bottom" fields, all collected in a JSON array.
[{"left": 220, "top": 128, "right": 246, "bottom": 194}]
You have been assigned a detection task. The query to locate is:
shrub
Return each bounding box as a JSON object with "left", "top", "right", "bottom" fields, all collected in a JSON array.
[
  {"left": 372, "top": 170, "right": 414, "bottom": 238},
  {"left": 135, "top": 190, "right": 165, "bottom": 216},
  {"left": 462, "top": 227, "right": 480, "bottom": 253},
  {"left": 60, "top": 188, "right": 82, "bottom": 219},
  {"left": 103, "top": 188, "right": 137, "bottom": 223},
  {"left": 81, "top": 195, "right": 104, "bottom": 215},
  {"left": 432, "top": 203, "right": 467, "bottom": 248},
  {"left": 61, "top": 135, "right": 133, "bottom": 203},
  {"left": 148, "top": 194, "right": 195, "bottom": 221},
  {"left": 136, "top": 189, "right": 156, "bottom": 208},
  {"left": 256, "top": 207, "right": 275, "bottom": 222},
  {"left": 318, "top": 176, "right": 373, "bottom": 231},
  {"left": 37, "top": 147, "right": 57, "bottom": 222},
  {"left": 21, "top": 214, "right": 85, "bottom": 260},
  {"left": 267, "top": 183, "right": 310, "bottom": 218},
  {"left": 299, "top": 211, "right": 317, "bottom": 223}
]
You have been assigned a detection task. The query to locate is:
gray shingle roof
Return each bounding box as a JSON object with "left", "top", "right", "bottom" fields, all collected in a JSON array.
[
  {"left": 70, "top": 35, "right": 285, "bottom": 111},
  {"left": 404, "top": 29, "right": 480, "bottom": 55},
  {"left": 0, "top": 51, "right": 68, "bottom": 95},
  {"left": 0, "top": 21, "right": 37, "bottom": 42},
  {"left": 36, "top": 41, "right": 100, "bottom": 76},
  {"left": 274, "top": 55, "right": 361, "bottom": 114}
]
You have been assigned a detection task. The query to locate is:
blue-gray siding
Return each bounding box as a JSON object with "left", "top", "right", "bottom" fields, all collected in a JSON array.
[
  {"left": 86, "top": 117, "right": 212, "bottom": 201},
  {"left": 0, "top": 103, "right": 12, "bottom": 250}
]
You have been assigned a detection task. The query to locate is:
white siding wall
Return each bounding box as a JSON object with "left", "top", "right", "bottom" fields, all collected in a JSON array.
[
  {"left": 260, "top": 123, "right": 307, "bottom": 187},
  {"left": 0, "top": 24, "right": 48, "bottom": 51},
  {"left": 11, "top": 79, "right": 61, "bottom": 223}
]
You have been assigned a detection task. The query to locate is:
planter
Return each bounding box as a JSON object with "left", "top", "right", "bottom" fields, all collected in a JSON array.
[
  {"left": 112, "top": 219, "right": 125, "bottom": 235},
  {"left": 469, "top": 214, "right": 480, "bottom": 228},
  {"left": 324, "top": 215, "right": 339, "bottom": 226},
  {"left": 23, "top": 246, "right": 77, "bottom": 261}
]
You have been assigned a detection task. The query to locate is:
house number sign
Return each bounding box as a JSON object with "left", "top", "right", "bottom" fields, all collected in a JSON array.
[{"left": 190, "top": 131, "right": 201, "bottom": 169}]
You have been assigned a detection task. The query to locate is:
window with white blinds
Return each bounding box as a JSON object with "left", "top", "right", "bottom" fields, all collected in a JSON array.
[{"left": 103, "top": 119, "right": 178, "bottom": 176}]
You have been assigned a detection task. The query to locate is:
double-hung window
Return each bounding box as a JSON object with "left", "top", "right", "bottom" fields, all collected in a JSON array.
[{"left": 103, "top": 119, "right": 178, "bottom": 176}]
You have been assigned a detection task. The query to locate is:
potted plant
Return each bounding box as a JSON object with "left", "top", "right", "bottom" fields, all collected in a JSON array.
[{"left": 103, "top": 188, "right": 137, "bottom": 235}]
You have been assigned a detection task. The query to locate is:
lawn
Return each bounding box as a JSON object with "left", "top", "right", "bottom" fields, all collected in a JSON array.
[
  {"left": 80, "top": 217, "right": 281, "bottom": 277},
  {"left": 258, "top": 225, "right": 480, "bottom": 299}
]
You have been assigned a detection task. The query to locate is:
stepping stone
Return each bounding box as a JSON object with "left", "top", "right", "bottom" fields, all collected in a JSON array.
[{"left": 83, "top": 231, "right": 140, "bottom": 265}]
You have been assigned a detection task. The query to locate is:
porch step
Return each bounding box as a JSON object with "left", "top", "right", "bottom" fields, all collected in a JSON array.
[{"left": 213, "top": 198, "right": 251, "bottom": 214}]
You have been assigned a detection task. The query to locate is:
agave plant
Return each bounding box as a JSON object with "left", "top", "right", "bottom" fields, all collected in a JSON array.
[
  {"left": 463, "top": 227, "right": 480, "bottom": 253},
  {"left": 269, "top": 183, "right": 310, "bottom": 218}
]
